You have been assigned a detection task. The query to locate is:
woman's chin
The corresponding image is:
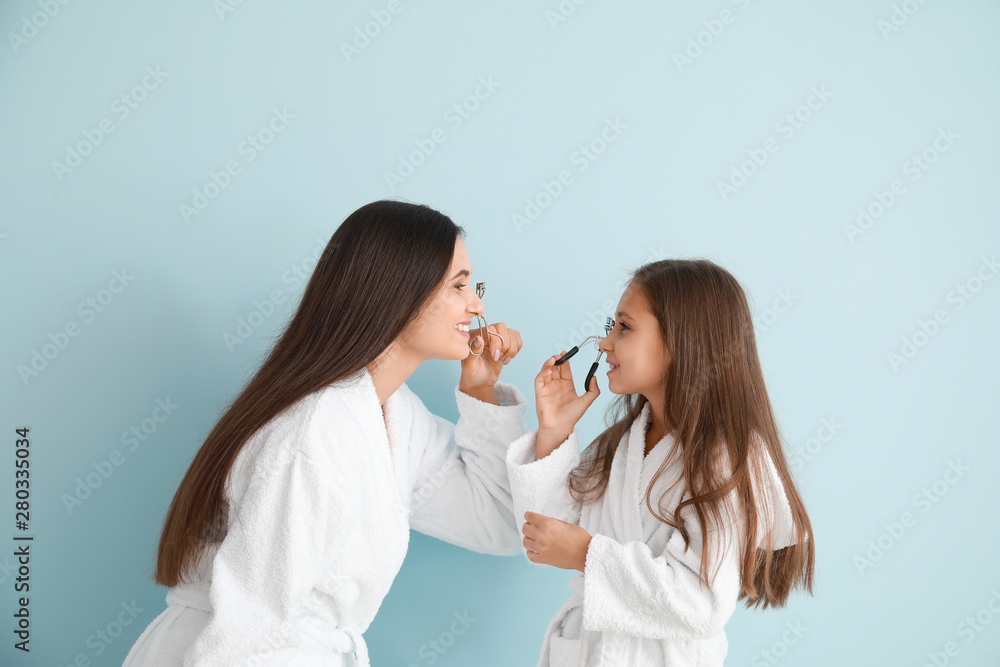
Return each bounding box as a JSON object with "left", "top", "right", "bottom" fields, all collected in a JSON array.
[{"left": 426, "top": 343, "right": 470, "bottom": 361}]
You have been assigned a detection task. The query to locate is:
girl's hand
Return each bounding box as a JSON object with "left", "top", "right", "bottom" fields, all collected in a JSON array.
[
  {"left": 459, "top": 321, "right": 522, "bottom": 392},
  {"left": 521, "top": 511, "right": 593, "bottom": 572},
  {"left": 533, "top": 351, "right": 600, "bottom": 453}
]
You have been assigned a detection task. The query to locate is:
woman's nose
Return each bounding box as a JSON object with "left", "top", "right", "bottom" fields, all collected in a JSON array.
[{"left": 469, "top": 293, "right": 485, "bottom": 316}]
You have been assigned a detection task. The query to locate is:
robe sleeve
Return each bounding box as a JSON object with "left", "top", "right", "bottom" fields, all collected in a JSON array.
[
  {"left": 580, "top": 505, "right": 743, "bottom": 641},
  {"left": 189, "top": 444, "right": 353, "bottom": 664},
  {"left": 406, "top": 380, "right": 529, "bottom": 556},
  {"left": 505, "top": 428, "right": 583, "bottom": 528}
]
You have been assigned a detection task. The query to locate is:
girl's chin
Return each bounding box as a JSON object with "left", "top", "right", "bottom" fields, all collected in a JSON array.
[{"left": 604, "top": 375, "right": 625, "bottom": 394}]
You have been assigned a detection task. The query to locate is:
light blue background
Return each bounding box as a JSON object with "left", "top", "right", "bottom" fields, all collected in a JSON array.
[{"left": 2, "top": 1, "right": 998, "bottom": 665}]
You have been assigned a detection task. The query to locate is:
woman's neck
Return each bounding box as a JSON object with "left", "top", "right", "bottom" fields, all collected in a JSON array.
[{"left": 367, "top": 342, "right": 421, "bottom": 406}]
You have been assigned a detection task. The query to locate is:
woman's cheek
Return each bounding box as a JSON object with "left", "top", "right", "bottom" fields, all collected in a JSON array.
[{"left": 449, "top": 291, "right": 467, "bottom": 313}]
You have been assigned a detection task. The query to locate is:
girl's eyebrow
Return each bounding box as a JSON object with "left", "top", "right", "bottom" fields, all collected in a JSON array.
[
  {"left": 615, "top": 310, "right": 631, "bottom": 319},
  {"left": 450, "top": 269, "right": 471, "bottom": 280}
]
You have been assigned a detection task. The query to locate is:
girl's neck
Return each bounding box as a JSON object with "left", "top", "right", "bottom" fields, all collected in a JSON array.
[{"left": 644, "top": 403, "right": 672, "bottom": 456}]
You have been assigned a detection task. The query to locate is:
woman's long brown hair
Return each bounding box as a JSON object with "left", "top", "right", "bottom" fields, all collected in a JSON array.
[
  {"left": 569, "top": 259, "right": 815, "bottom": 609},
  {"left": 154, "top": 200, "right": 464, "bottom": 587}
]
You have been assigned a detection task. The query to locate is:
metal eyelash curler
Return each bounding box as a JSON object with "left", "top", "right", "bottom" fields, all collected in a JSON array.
[
  {"left": 468, "top": 282, "right": 506, "bottom": 356},
  {"left": 554, "top": 317, "right": 615, "bottom": 392}
]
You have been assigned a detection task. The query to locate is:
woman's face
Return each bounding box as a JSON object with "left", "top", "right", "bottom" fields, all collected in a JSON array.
[
  {"left": 401, "top": 237, "right": 485, "bottom": 361},
  {"left": 598, "top": 282, "right": 671, "bottom": 399}
]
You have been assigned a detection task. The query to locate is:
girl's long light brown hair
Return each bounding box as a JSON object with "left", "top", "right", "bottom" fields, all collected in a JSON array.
[
  {"left": 153, "top": 200, "right": 465, "bottom": 587},
  {"left": 569, "top": 259, "right": 814, "bottom": 609}
]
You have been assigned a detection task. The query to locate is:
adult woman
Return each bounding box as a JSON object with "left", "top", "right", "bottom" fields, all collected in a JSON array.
[{"left": 123, "top": 200, "right": 528, "bottom": 666}]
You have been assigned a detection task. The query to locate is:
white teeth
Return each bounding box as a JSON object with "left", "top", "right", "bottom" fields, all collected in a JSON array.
[{"left": 455, "top": 324, "right": 469, "bottom": 332}]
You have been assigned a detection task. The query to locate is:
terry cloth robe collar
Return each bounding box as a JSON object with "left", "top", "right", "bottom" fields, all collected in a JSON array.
[
  {"left": 603, "top": 401, "right": 668, "bottom": 546},
  {"left": 343, "top": 364, "right": 413, "bottom": 512},
  {"left": 597, "top": 401, "right": 797, "bottom": 553}
]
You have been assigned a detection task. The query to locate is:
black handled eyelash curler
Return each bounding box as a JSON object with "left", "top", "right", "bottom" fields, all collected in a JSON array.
[
  {"left": 468, "top": 282, "right": 506, "bottom": 356},
  {"left": 554, "top": 317, "right": 615, "bottom": 392}
]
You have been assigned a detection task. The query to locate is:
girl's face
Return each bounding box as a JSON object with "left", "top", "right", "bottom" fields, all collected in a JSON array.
[
  {"left": 598, "top": 282, "right": 671, "bottom": 399},
  {"left": 401, "top": 237, "right": 485, "bottom": 361}
]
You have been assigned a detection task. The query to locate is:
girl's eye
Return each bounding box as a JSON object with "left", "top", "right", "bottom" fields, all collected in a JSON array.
[
  {"left": 455, "top": 283, "right": 467, "bottom": 290},
  {"left": 619, "top": 321, "right": 629, "bottom": 330}
]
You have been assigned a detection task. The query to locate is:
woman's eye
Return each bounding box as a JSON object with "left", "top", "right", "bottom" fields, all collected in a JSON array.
[
  {"left": 455, "top": 283, "right": 467, "bottom": 290},
  {"left": 619, "top": 321, "right": 629, "bottom": 330}
]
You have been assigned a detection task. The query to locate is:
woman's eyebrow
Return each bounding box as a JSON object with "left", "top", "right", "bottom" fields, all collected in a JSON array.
[
  {"left": 450, "top": 269, "right": 471, "bottom": 279},
  {"left": 615, "top": 310, "right": 631, "bottom": 319}
]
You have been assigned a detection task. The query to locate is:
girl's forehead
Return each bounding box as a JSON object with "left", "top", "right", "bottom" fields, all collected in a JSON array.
[{"left": 617, "top": 285, "right": 646, "bottom": 314}]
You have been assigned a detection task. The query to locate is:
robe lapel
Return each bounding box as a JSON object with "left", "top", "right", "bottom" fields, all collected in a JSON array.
[
  {"left": 604, "top": 402, "right": 653, "bottom": 544},
  {"left": 623, "top": 402, "right": 653, "bottom": 542},
  {"left": 353, "top": 366, "right": 410, "bottom": 509},
  {"left": 381, "top": 385, "right": 413, "bottom": 505}
]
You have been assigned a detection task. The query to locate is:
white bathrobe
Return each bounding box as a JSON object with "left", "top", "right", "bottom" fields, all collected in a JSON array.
[
  {"left": 506, "top": 402, "right": 798, "bottom": 667},
  {"left": 123, "top": 365, "right": 528, "bottom": 667}
]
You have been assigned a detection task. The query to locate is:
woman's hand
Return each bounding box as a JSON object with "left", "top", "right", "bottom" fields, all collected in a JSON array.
[
  {"left": 459, "top": 321, "right": 522, "bottom": 393},
  {"left": 533, "top": 351, "right": 600, "bottom": 459},
  {"left": 521, "top": 511, "right": 593, "bottom": 572}
]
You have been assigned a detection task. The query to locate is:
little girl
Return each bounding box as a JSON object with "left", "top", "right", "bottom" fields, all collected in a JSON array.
[{"left": 506, "top": 259, "right": 815, "bottom": 667}]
